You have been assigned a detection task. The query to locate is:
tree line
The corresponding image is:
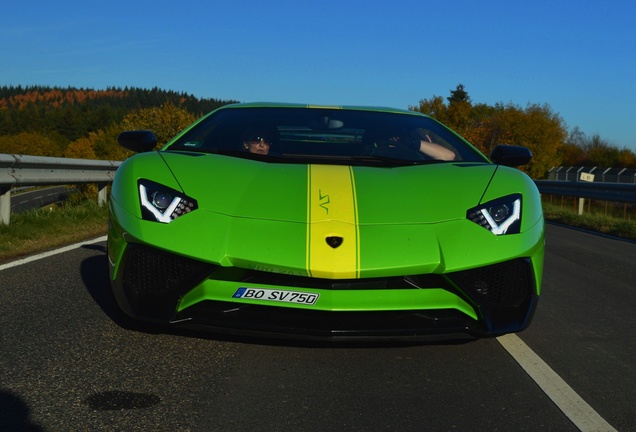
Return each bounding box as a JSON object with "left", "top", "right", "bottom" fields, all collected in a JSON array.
[
  {"left": 0, "top": 84, "right": 634, "bottom": 179},
  {"left": 410, "top": 84, "right": 636, "bottom": 178},
  {"left": 0, "top": 85, "right": 237, "bottom": 162}
]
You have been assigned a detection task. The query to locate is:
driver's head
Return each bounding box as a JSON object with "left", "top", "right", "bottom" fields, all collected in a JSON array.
[{"left": 243, "top": 127, "right": 276, "bottom": 155}]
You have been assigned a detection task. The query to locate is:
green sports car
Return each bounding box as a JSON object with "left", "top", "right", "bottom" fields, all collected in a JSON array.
[{"left": 108, "top": 103, "right": 544, "bottom": 340}]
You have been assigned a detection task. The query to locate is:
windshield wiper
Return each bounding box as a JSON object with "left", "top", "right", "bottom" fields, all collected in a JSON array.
[
  {"left": 350, "top": 155, "right": 431, "bottom": 166},
  {"left": 212, "top": 150, "right": 440, "bottom": 167}
]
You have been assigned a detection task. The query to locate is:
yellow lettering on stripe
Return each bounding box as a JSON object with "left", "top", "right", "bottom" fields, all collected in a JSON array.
[{"left": 306, "top": 165, "right": 360, "bottom": 278}]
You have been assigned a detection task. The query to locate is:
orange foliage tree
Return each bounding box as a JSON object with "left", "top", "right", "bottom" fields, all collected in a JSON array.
[
  {"left": 64, "top": 136, "right": 97, "bottom": 159},
  {"left": 410, "top": 85, "right": 567, "bottom": 178},
  {"left": 0, "top": 132, "right": 66, "bottom": 157},
  {"left": 119, "top": 102, "right": 196, "bottom": 149}
]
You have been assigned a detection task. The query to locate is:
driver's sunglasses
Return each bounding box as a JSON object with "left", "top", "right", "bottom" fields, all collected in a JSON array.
[{"left": 249, "top": 136, "right": 272, "bottom": 145}]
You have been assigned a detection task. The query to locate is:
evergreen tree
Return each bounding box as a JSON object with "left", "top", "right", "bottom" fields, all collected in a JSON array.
[{"left": 447, "top": 84, "right": 471, "bottom": 104}]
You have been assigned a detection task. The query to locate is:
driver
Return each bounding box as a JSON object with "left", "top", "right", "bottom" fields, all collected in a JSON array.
[{"left": 242, "top": 127, "right": 276, "bottom": 155}]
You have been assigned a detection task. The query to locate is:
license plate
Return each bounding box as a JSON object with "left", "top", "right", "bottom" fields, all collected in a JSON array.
[{"left": 232, "top": 287, "right": 319, "bottom": 305}]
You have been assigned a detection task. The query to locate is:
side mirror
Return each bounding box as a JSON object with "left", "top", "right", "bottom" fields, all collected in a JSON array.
[
  {"left": 117, "top": 131, "right": 158, "bottom": 153},
  {"left": 490, "top": 145, "right": 532, "bottom": 167}
]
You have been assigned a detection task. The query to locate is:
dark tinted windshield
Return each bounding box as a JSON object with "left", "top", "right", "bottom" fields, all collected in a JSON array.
[{"left": 166, "top": 107, "right": 487, "bottom": 165}]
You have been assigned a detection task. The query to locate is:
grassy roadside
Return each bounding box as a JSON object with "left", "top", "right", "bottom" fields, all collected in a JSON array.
[
  {"left": 0, "top": 201, "right": 109, "bottom": 264},
  {"left": 542, "top": 201, "right": 636, "bottom": 241},
  {"left": 1, "top": 199, "right": 634, "bottom": 265}
]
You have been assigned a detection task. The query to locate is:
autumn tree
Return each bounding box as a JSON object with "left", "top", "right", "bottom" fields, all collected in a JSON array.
[
  {"left": 64, "top": 136, "right": 97, "bottom": 159},
  {"left": 411, "top": 85, "right": 567, "bottom": 178},
  {"left": 559, "top": 143, "right": 587, "bottom": 166},
  {"left": 89, "top": 123, "right": 135, "bottom": 161},
  {"left": 410, "top": 85, "right": 480, "bottom": 149},
  {"left": 496, "top": 104, "right": 566, "bottom": 178},
  {"left": 585, "top": 135, "right": 621, "bottom": 167},
  {"left": 561, "top": 128, "right": 636, "bottom": 168},
  {"left": 120, "top": 102, "right": 196, "bottom": 149},
  {"left": 617, "top": 149, "right": 636, "bottom": 168},
  {"left": 409, "top": 95, "right": 449, "bottom": 124},
  {"left": 0, "top": 132, "right": 66, "bottom": 157}
]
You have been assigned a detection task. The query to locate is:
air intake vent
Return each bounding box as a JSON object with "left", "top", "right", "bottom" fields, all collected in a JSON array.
[
  {"left": 449, "top": 259, "right": 532, "bottom": 307},
  {"left": 122, "top": 244, "right": 216, "bottom": 297}
]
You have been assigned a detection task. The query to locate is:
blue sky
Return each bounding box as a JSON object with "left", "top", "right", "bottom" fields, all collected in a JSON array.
[{"left": 2, "top": 0, "right": 635, "bottom": 151}]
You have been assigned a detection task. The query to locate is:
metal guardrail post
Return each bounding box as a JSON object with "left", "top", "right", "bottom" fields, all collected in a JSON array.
[
  {"left": 98, "top": 183, "right": 108, "bottom": 207},
  {"left": 0, "top": 186, "right": 9, "bottom": 225}
]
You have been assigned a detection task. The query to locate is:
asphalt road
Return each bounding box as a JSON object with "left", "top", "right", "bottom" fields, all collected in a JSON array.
[
  {"left": 0, "top": 224, "right": 634, "bottom": 431},
  {"left": 10, "top": 186, "right": 68, "bottom": 213}
]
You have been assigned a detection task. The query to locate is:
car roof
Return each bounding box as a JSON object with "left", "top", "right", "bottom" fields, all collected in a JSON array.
[{"left": 217, "top": 102, "right": 426, "bottom": 117}]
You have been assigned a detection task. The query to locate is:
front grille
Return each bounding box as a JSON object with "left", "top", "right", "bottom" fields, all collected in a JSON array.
[
  {"left": 449, "top": 259, "right": 532, "bottom": 307},
  {"left": 239, "top": 271, "right": 452, "bottom": 290}
]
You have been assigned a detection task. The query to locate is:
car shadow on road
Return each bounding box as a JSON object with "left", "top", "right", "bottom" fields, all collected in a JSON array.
[{"left": 0, "top": 390, "right": 44, "bottom": 432}]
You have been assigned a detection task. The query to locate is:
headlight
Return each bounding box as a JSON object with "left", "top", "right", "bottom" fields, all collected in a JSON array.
[
  {"left": 467, "top": 194, "right": 521, "bottom": 235},
  {"left": 138, "top": 180, "right": 198, "bottom": 223}
]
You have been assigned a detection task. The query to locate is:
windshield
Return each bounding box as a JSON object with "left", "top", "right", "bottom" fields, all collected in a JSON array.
[{"left": 165, "top": 107, "right": 487, "bottom": 165}]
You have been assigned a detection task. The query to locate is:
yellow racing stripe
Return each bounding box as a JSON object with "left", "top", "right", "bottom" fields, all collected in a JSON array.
[{"left": 306, "top": 165, "right": 360, "bottom": 278}]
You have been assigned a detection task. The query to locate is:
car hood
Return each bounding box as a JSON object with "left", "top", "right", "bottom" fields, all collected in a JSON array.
[{"left": 159, "top": 152, "right": 496, "bottom": 224}]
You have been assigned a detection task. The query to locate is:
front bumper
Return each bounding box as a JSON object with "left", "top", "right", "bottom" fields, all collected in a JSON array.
[{"left": 109, "top": 242, "right": 539, "bottom": 340}]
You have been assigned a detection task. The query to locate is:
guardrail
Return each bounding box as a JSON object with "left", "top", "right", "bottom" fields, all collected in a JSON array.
[
  {"left": 534, "top": 180, "right": 636, "bottom": 203},
  {"left": 1, "top": 154, "right": 635, "bottom": 225},
  {"left": 0, "top": 154, "right": 121, "bottom": 225},
  {"left": 535, "top": 179, "right": 636, "bottom": 216}
]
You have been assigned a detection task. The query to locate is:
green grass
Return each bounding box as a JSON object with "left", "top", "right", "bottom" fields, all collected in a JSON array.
[
  {"left": 1, "top": 198, "right": 634, "bottom": 265},
  {"left": 542, "top": 201, "right": 636, "bottom": 240},
  {"left": 0, "top": 200, "right": 109, "bottom": 263}
]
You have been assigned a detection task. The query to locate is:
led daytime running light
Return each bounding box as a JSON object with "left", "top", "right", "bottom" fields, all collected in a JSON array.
[{"left": 139, "top": 183, "right": 197, "bottom": 223}]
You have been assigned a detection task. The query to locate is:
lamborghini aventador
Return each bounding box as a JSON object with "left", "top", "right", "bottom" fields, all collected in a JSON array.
[{"left": 108, "top": 103, "right": 544, "bottom": 340}]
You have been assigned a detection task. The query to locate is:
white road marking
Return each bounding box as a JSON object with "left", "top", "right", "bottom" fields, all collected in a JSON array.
[
  {"left": 0, "top": 236, "right": 107, "bottom": 271},
  {"left": 497, "top": 333, "right": 618, "bottom": 432}
]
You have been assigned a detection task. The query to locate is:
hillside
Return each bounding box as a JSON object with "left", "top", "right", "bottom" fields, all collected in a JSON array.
[{"left": 0, "top": 85, "right": 237, "bottom": 142}]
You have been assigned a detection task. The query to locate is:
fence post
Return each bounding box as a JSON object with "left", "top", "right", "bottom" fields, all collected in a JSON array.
[{"left": 0, "top": 187, "right": 10, "bottom": 226}]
